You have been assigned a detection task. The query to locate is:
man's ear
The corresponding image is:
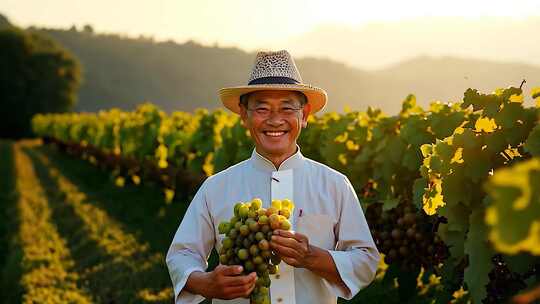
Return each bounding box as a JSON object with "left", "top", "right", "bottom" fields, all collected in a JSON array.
[
  {"left": 301, "top": 102, "right": 311, "bottom": 128},
  {"left": 239, "top": 105, "right": 248, "bottom": 128}
]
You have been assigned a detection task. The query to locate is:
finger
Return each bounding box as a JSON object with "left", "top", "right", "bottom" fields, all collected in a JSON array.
[
  {"left": 222, "top": 272, "right": 256, "bottom": 287},
  {"left": 218, "top": 265, "right": 244, "bottom": 276},
  {"left": 271, "top": 241, "right": 302, "bottom": 259},
  {"left": 271, "top": 235, "right": 303, "bottom": 250},
  {"left": 245, "top": 281, "right": 257, "bottom": 296},
  {"left": 242, "top": 278, "right": 257, "bottom": 297},
  {"left": 223, "top": 276, "right": 257, "bottom": 296},
  {"left": 225, "top": 281, "right": 257, "bottom": 299},
  {"left": 274, "top": 229, "right": 307, "bottom": 242},
  {"left": 282, "top": 256, "right": 300, "bottom": 267},
  {"left": 222, "top": 272, "right": 257, "bottom": 287}
]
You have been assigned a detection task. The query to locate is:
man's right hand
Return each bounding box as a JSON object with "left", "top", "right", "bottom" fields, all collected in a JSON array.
[{"left": 185, "top": 265, "right": 257, "bottom": 300}]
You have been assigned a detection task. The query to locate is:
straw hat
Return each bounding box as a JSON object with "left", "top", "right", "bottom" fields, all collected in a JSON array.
[{"left": 219, "top": 50, "right": 327, "bottom": 114}]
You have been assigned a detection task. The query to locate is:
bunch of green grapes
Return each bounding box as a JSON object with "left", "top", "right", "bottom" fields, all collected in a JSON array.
[{"left": 218, "top": 198, "right": 295, "bottom": 304}]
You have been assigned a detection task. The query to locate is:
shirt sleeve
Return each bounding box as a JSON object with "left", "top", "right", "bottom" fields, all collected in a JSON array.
[
  {"left": 166, "top": 178, "right": 215, "bottom": 304},
  {"left": 323, "top": 175, "right": 381, "bottom": 300}
]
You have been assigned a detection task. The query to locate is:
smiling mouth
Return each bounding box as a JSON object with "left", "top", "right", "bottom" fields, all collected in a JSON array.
[{"left": 263, "top": 131, "right": 288, "bottom": 137}]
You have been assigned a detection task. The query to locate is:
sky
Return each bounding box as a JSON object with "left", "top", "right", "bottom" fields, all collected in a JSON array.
[{"left": 3, "top": 0, "right": 540, "bottom": 61}]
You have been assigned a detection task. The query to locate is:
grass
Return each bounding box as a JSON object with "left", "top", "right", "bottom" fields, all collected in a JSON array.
[
  {"left": 0, "top": 140, "right": 19, "bottom": 302},
  {"left": 2, "top": 141, "right": 92, "bottom": 303},
  {"left": 27, "top": 147, "right": 173, "bottom": 303}
]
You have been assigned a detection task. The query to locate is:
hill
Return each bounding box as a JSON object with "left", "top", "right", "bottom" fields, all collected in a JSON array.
[{"left": 25, "top": 26, "right": 540, "bottom": 114}]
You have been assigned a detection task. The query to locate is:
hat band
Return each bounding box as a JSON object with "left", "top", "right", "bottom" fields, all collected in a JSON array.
[{"left": 248, "top": 76, "right": 300, "bottom": 85}]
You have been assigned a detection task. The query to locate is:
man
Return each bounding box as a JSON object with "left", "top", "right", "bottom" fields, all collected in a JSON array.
[{"left": 166, "top": 50, "right": 380, "bottom": 304}]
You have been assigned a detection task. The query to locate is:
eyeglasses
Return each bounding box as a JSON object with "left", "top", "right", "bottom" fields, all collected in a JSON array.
[{"left": 246, "top": 106, "right": 303, "bottom": 119}]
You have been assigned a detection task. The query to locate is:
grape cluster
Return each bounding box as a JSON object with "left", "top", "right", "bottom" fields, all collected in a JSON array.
[
  {"left": 366, "top": 202, "right": 448, "bottom": 271},
  {"left": 483, "top": 254, "right": 539, "bottom": 303},
  {"left": 217, "top": 198, "right": 294, "bottom": 304}
]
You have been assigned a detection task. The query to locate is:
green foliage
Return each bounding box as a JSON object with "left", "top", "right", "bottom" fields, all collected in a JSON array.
[
  {"left": 419, "top": 87, "right": 540, "bottom": 302},
  {"left": 0, "top": 27, "right": 81, "bottom": 138},
  {"left": 186, "top": 109, "right": 236, "bottom": 175},
  {"left": 0, "top": 13, "right": 12, "bottom": 28},
  {"left": 213, "top": 119, "right": 253, "bottom": 172},
  {"left": 119, "top": 103, "right": 164, "bottom": 160},
  {"left": 485, "top": 158, "right": 540, "bottom": 255},
  {"left": 524, "top": 125, "right": 540, "bottom": 156},
  {"left": 464, "top": 208, "right": 494, "bottom": 304}
]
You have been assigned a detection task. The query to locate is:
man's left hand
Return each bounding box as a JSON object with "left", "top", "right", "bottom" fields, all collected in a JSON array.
[
  {"left": 270, "top": 229, "right": 350, "bottom": 293},
  {"left": 270, "top": 229, "right": 313, "bottom": 268}
]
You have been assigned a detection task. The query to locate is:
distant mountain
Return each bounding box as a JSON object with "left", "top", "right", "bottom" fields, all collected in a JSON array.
[
  {"left": 25, "top": 26, "right": 540, "bottom": 114},
  {"left": 285, "top": 17, "right": 540, "bottom": 70},
  {"left": 371, "top": 56, "right": 539, "bottom": 108}
]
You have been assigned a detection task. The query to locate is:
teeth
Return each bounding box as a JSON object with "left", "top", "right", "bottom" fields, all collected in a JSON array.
[{"left": 265, "top": 131, "right": 285, "bottom": 137}]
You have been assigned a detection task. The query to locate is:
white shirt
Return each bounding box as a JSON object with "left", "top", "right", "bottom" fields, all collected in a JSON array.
[{"left": 166, "top": 145, "right": 380, "bottom": 304}]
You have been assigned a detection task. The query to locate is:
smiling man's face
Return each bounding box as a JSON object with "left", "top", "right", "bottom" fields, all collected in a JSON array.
[{"left": 239, "top": 90, "right": 311, "bottom": 162}]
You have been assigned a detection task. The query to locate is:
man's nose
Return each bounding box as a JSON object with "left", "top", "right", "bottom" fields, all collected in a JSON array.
[{"left": 266, "top": 113, "right": 285, "bottom": 126}]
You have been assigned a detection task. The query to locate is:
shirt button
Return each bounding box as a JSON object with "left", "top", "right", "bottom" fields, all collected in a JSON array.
[
  {"left": 275, "top": 274, "right": 280, "bottom": 279},
  {"left": 277, "top": 297, "right": 283, "bottom": 302}
]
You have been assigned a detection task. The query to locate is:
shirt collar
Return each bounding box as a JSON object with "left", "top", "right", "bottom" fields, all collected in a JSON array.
[{"left": 250, "top": 144, "right": 305, "bottom": 172}]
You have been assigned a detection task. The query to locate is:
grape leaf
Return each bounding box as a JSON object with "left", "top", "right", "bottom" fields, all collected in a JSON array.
[
  {"left": 400, "top": 94, "right": 423, "bottom": 117},
  {"left": 485, "top": 158, "right": 540, "bottom": 255},
  {"left": 453, "top": 128, "right": 480, "bottom": 150},
  {"left": 423, "top": 178, "right": 445, "bottom": 215},
  {"left": 402, "top": 147, "right": 421, "bottom": 171},
  {"left": 382, "top": 198, "right": 399, "bottom": 211},
  {"left": 532, "top": 87, "right": 540, "bottom": 100},
  {"left": 430, "top": 110, "right": 468, "bottom": 139},
  {"left": 386, "top": 136, "right": 406, "bottom": 164},
  {"left": 438, "top": 224, "right": 466, "bottom": 262},
  {"left": 484, "top": 131, "right": 508, "bottom": 154},
  {"left": 524, "top": 125, "right": 540, "bottom": 156},
  {"left": 413, "top": 177, "right": 427, "bottom": 210},
  {"left": 441, "top": 170, "right": 472, "bottom": 207},
  {"left": 505, "top": 253, "right": 540, "bottom": 274},
  {"left": 495, "top": 102, "right": 525, "bottom": 130},
  {"left": 437, "top": 202, "right": 470, "bottom": 260},
  {"left": 464, "top": 207, "right": 495, "bottom": 304},
  {"left": 462, "top": 150, "right": 491, "bottom": 183}
]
